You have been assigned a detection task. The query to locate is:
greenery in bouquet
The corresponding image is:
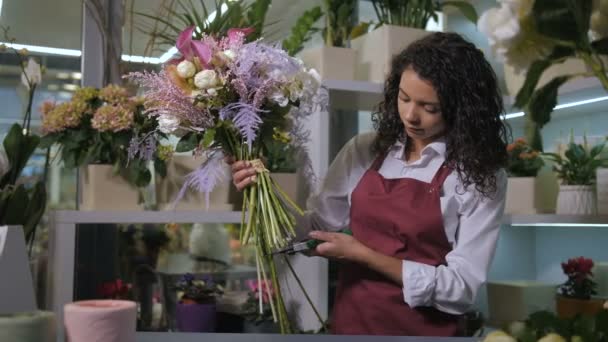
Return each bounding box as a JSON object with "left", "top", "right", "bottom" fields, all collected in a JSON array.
[
  {"left": 127, "top": 26, "right": 328, "bottom": 333},
  {"left": 559, "top": 256, "right": 597, "bottom": 300},
  {"left": 542, "top": 134, "right": 607, "bottom": 185},
  {"left": 38, "top": 85, "right": 173, "bottom": 189},
  {"left": 0, "top": 27, "right": 47, "bottom": 248},
  {"left": 507, "top": 137, "right": 544, "bottom": 177},
  {"left": 242, "top": 279, "right": 274, "bottom": 324},
  {"left": 173, "top": 273, "right": 223, "bottom": 305},
  {"left": 483, "top": 309, "right": 608, "bottom": 342},
  {"left": 478, "top": 0, "right": 608, "bottom": 150}
]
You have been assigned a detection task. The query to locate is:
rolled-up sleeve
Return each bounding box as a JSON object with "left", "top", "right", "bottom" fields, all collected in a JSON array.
[{"left": 403, "top": 169, "right": 507, "bottom": 314}]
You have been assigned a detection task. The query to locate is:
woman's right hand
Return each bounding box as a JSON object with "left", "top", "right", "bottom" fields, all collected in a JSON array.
[{"left": 225, "top": 156, "right": 259, "bottom": 191}]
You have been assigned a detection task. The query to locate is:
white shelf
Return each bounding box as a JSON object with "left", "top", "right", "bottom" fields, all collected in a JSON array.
[
  {"left": 323, "top": 78, "right": 383, "bottom": 111},
  {"left": 51, "top": 210, "right": 243, "bottom": 224},
  {"left": 503, "top": 214, "right": 608, "bottom": 226},
  {"left": 51, "top": 210, "right": 608, "bottom": 227}
]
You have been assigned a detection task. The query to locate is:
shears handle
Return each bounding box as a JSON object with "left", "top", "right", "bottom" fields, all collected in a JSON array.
[{"left": 305, "top": 228, "right": 353, "bottom": 250}]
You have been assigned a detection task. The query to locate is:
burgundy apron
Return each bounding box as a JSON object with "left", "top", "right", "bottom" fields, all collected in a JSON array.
[{"left": 331, "top": 154, "right": 461, "bottom": 336}]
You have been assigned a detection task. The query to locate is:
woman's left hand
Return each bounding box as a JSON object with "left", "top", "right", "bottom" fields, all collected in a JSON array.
[{"left": 308, "top": 230, "right": 369, "bottom": 262}]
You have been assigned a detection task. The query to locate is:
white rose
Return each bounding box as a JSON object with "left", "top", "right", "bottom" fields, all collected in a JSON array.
[
  {"left": 0, "top": 145, "right": 10, "bottom": 178},
  {"left": 482, "top": 330, "right": 517, "bottom": 342},
  {"left": 537, "top": 333, "right": 566, "bottom": 342},
  {"left": 307, "top": 68, "right": 322, "bottom": 84},
  {"left": 158, "top": 114, "right": 180, "bottom": 134},
  {"left": 270, "top": 90, "right": 289, "bottom": 107},
  {"left": 591, "top": 9, "right": 608, "bottom": 38},
  {"left": 194, "top": 69, "right": 219, "bottom": 89},
  {"left": 206, "top": 88, "right": 219, "bottom": 96},
  {"left": 221, "top": 50, "right": 236, "bottom": 61},
  {"left": 177, "top": 60, "right": 196, "bottom": 78},
  {"left": 21, "top": 58, "right": 41, "bottom": 89}
]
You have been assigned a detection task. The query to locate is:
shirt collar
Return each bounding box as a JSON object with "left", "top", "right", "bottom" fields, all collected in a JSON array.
[{"left": 390, "top": 136, "right": 447, "bottom": 160}]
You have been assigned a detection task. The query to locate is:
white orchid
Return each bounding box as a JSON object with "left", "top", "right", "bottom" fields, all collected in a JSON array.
[
  {"left": 478, "top": 0, "right": 554, "bottom": 73},
  {"left": 0, "top": 145, "right": 9, "bottom": 179},
  {"left": 21, "top": 58, "right": 42, "bottom": 89}
]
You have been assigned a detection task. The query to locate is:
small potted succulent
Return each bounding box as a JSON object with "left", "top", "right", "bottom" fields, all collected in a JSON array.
[
  {"left": 241, "top": 279, "right": 279, "bottom": 333},
  {"left": 505, "top": 137, "right": 544, "bottom": 214},
  {"left": 173, "top": 273, "right": 223, "bottom": 332},
  {"left": 556, "top": 256, "right": 604, "bottom": 319}
]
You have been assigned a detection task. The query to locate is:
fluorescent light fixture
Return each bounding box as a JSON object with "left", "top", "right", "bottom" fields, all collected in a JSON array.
[
  {"left": 121, "top": 54, "right": 161, "bottom": 64},
  {"left": 0, "top": 0, "right": 3, "bottom": 18},
  {"left": 56, "top": 72, "right": 70, "bottom": 79},
  {"left": 47, "top": 84, "right": 60, "bottom": 91},
  {"left": 504, "top": 95, "right": 608, "bottom": 120},
  {"left": 158, "top": 47, "right": 178, "bottom": 64},
  {"left": 71, "top": 72, "right": 82, "bottom": 80},
  {"left": 1, "top": 42, "right": 81, "bottom": 57},
  {"left": 510, "top": 223, "right": 608, "bottom": 227},
  {"left": 62, "top": 84, "right": 78, "bottom": 91}
]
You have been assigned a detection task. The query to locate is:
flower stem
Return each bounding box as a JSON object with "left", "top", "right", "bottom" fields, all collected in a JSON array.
[{"left": 283, "top": 256, "right": 326, "bottom": 328}]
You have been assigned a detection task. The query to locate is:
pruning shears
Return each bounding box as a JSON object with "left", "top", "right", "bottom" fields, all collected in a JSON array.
[{"left": 271, "top": 228, "right": 353, "bottom": 256}]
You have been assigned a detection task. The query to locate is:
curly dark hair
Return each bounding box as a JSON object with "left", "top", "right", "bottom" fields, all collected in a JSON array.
[{"left": 372, "top": 32, "right": 510, "bottom": 197}]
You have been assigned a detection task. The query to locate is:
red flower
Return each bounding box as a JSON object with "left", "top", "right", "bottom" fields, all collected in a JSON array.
[{"left": 97, "top": 279, "right": 132, "bottom": 299}]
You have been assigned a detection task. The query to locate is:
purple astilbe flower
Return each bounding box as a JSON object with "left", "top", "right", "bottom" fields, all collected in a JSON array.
[
  {"left": 126, "top": 133, "right": 157, "bottom": 162},
  {"left": 142, "top": 134, "right": 157, "bottom": 161},
  {"left": 220, "top": 102, "right": 266, "bottom": 149},
  {"left": 127, "top": 137, "right": 139, "bottom": 161},
  {"left": 173, "top": 149, "right": 226, "bottom": 210},
  {"left": 125, "top": 71, "right": 214, "bottom": 129}
]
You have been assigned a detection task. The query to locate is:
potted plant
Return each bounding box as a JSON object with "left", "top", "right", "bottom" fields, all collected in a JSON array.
[
  {"left": 543, "top": 135, "right": 607, "bottom": 215},
  {"left": 505, "top": 138, "right": 544, "bottom": 214},
  {"left": 241, "top": 279, "right": 279, "bottom": 333},
  {"left": 38, "top": 85, "right": 172, "bottom": 210},
  {"left": 556, "top": 257, "right": 605, "bottom": 319},
  {"left": 173, "top": 273, "right": 223, "bottom": 332},
  {"left": 298, "top": 0, "right": 369, "bottom": 81},
  {"left": 351, "top": 0, "right": 477, "bottom": 82},
  {"left": 478, "top": 0, "right": 608, "bottom": 151}
]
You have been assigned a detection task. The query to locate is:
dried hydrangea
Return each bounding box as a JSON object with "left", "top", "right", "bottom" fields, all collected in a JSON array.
[
  {"left": 99, "top": 84, "right": 129, "bottom": 105},
  {"left": 41, "top": 101, "right": 88, "bottom": 133},
  {"left": 91, "top": 104, "right": 134, "bottom": 132}
]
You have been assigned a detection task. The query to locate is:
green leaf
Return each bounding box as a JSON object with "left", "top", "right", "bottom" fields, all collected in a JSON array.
[
  {"left": 532, "top": 0, "right": 591, "bottom": 45},
  {"left": 2, "top": 184, "right": 28, "bottom": 224},
  {"left": 1, "top": 124, "right": 40, "bottom": 188},
  {"left": 154, "top": 158, "right": 167, "bottom": 178},
  {"left": 282, "top": 6, "right": 322, "bottom": 56},
  {"left": 202, "top": 128, "right": 216, "bottom": 148},
  {"left": 22, "top": 181, "right": 46, "bottom": 243},
  {"left": 176, "top": 132, "right": 198, "bottom": 152},
  {"left": 350, "top": 21, "right": 370, "bottom": 40},
  {"left": 528, "top": 75, "right": 572, "bottom": 127},
  {"left": 441, "top": 1, "right": 478, "bottom": 24},
  {"left": 590, "top": 141, "right": 606, "bottom": 158},
  {"left": 38, "top": 134, "right": 58, "bottom": 149},
  {"left": 591, "top": 37, "right": 608, "bottom": 54}
]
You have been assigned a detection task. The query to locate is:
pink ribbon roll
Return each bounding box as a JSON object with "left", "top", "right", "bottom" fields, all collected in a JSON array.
[{"left": 64, "top": 300, "right": 136, "bottom": 342}]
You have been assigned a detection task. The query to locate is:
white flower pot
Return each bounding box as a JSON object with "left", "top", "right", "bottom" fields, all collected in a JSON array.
[
  {"left": 79, "top": 164, "right": 141, "bottom": 211},
  {"left": 505, "top": 177, "right": 538, "bottom": 215},
  {"left": 350, "top": 25, "right": 429, "bottom": 83},
  {"left": 556, "top": 185, "right": 597, "bottom": 215},
  {"left": 298, "top": 46, "right": 356, "bottom": 81},
  {"left": 597, "top": 168, "right": 608, "bottom": 215},
  {"left": 0, "top": 311, "right": 56, "bottom": 342},
  {"left": 0, "top": 226, "right": 37, "bottom": 315}
]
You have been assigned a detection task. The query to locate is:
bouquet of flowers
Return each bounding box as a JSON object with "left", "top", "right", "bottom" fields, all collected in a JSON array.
[
  {"left": 127, "top": 26, "right": 328, "bottom": 332},
  {"left": 38, "top": 85, "right": 173, "bottom": 189},
  {"left": 559, "top": 256, "right": 597, "bottom": 300},
  {"left": 174, "top": 273, "right": 223, "bottom": 305},
  {"left": 507, "top": 137, "right": 544, "bottom": 177}
]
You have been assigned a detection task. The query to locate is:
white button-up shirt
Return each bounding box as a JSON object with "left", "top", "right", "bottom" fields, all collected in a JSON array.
[{"left": 299, "top": 132, "right": 507, "bottom": 315}]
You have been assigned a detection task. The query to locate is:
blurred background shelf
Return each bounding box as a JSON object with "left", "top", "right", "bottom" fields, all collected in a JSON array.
[
  {"left": 503, "top": 214, "right": 608, "bottom": 227},
  {"left": 51, "top": 210, "right": 243, "bottom": 224}
]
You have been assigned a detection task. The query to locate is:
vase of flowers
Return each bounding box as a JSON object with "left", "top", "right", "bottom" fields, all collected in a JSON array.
[
  {"left": 173, "top": 273, "right": 223, "bottom": 332},
  {"left": 241, "top": 279, "right": 279, "bottom": 333},
  {"left": 556, "top": 256, "right": 605, "bottom": 319},
  {"left": 505, "top": 138, "right": 544, "bottom": 215},
  {"left": 38, "top": 85, "right": 172, "bottom": 210},
  {"left": 544, "top": 135, "right": 607, "bottom": 215}
]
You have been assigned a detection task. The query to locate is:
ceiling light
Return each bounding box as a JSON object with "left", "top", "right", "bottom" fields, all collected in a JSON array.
[
  {"left": 504, "top": 95, "right": 608, "bottom": 120},
  {"left": 62, "top": 84, "right": 78, "bottom": 91},
  {"left": 71, "top": 72, "right": 82, "bottom": 80},
  {"left": 56, "top": 72, "right": 70, "bottom": 79}
]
